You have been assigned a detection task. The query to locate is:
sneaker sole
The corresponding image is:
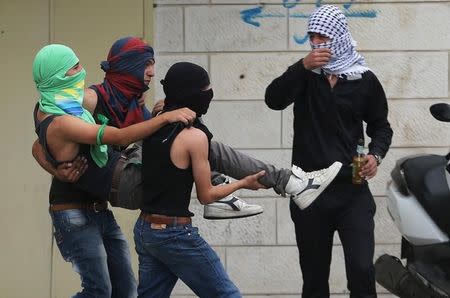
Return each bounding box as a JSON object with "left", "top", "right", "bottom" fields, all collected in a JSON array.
[
  {"left": 203, "top": 209, "right": 264, "bottom": 220},
  {"left": 294, "top": 162, "right": 342, "bottom": 210}
]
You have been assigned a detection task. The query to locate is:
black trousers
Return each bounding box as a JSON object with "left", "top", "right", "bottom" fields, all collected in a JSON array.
[{"left": 290, "top": 183, "right": 377, "bottom": 298}]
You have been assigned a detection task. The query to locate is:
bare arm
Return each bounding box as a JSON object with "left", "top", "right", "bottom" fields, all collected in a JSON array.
[
  {"left": 32, "top": 139, "right": 87, "bottom": 182},
  {"left": 31, "top": 88, "right": 94, "bottom": 182},
  {"left": 183, "top": 128, "right": 265, "bottom": 205},
  {"left": 56, "top": 108, "right": 196, "bottom": 147},
  {"left": 32, "top": 139, "right": 58, "bottom": 176}
]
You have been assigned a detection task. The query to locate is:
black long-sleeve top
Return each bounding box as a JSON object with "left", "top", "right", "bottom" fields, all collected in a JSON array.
[{"left": 265, "top": 60, "right": 393, "bottom": 172}]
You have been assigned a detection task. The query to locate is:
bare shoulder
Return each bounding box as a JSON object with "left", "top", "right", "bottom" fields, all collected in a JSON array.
[
  {"left": 52, "top": 114, "right": 93, "bottom": 132},
  {"left": 178, "top": 127, "right": 208, "bottom": 148},
  {"left": 51, "top": 114, "right": 78, "bottom": 128},
  {"left": 44, "top": 114, "right": 77, "bottom": 139},
  {"left": 49, "top": 114, "right": 98, "bottom": 143},
  {"left": 84, "top": 87, "right": 97, "bottom": 99},
  {"left": 83, "top": 88, "right": 98, "bottom": 113}
]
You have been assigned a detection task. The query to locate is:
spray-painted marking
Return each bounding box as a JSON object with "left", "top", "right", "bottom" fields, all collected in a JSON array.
[{"left": 240, "top": 0, "right": 378, "bottom": 44}]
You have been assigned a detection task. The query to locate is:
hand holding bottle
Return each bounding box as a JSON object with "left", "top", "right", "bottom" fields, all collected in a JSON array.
[
  {"left": 352, "top": 139, "right": 367, "bottom": 184},
  {"left": 360, "top": 155, "right": 378, "bottom": 180}
]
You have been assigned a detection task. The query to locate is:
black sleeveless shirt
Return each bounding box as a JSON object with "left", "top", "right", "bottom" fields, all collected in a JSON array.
[
  {"left": 33, "top": 103, "right": 120, "bottom": 204},
  {"left": 141, "top": 119, "right": 212, "bottom": 216}
]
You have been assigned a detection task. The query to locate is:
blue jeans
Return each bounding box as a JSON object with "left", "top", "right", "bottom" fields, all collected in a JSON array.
[
  {"left": 51, "top": 208, "right": 137, "bottom": 298},
  {"left": 133, "top": 217, "right": 241, "bottom": 298}
]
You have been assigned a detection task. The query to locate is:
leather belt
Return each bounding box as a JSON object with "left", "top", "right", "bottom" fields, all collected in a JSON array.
[
  {"left": 49, "top": 201, "right": 108, "bottom": 212},
  {"left": 140, "top": 213, "right": 192, "bottom": 228}
]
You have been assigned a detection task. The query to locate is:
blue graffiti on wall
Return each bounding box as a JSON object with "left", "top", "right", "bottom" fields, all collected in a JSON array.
[{"left": 240, "top": 0, "right": 378, "bottom": 44}]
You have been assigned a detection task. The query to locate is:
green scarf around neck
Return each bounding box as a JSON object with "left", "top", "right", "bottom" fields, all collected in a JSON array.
[{"left": 33, "top": 44, "right": 108, "bottom": 167}]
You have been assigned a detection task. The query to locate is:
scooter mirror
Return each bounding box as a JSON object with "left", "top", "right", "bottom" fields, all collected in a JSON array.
[{"left": 430, "top": 103, "right": 450, "bottom": 122}]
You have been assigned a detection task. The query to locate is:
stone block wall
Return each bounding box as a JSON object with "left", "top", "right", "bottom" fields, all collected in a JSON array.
[{"left": 153, "top": 1, "right": 450, "bottom": 296}]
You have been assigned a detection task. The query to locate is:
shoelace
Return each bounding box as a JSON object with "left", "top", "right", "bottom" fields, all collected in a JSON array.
[
  {"left": 293, "top": 166, "right": 326, "bottom": 178},
  {"left": 304, "top": 169, "right": 328, "bottom": 178}
]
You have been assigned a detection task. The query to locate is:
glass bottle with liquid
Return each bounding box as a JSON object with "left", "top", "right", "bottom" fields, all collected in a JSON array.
[{"left": 352, "top": 139, "right": 366, "bottom": 184}]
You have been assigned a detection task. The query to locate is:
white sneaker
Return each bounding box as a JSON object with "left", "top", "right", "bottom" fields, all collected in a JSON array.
[
  {"left": 203, "top": 195, "right": 264, "bottom": 220},
  {"left": 288, "top": 162, "right": 342, "bottom": 210}
]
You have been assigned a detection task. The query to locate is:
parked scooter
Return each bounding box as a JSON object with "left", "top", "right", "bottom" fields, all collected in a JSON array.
[{"left": 375, "top": 103, "right": 450, "bottom": 298}]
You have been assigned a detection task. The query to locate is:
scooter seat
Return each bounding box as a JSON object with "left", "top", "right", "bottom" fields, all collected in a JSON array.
[
  {"left": 402, "top": 155, "right": 450, "bottom": 235},
  {"left": 402, "top": 155, "right": 447, "bottom": 197}
]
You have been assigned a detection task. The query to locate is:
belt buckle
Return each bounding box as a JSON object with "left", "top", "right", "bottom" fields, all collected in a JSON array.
[{"left": 150, "top": 223, "right": 167, "bottom": 230}]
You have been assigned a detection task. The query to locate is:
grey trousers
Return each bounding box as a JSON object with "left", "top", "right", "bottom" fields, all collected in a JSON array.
[
  {"left": 209, "top": 141, "right": 290, "bottom": 195},
  {"left": 111, "top": 141, "right": 291, "bottom": 210}
]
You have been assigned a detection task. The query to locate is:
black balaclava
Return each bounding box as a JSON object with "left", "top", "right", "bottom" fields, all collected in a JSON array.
[{"left": 161, "top": 62, "right": 213, "bottom": 116}]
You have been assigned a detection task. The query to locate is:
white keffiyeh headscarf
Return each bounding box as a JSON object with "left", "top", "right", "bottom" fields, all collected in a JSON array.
[{"left": 307, "top": 5, "right": 370, "bottom": 76}]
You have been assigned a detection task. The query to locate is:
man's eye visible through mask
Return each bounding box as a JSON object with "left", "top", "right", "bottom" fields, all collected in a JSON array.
[{"left": 65, "top": 63, "right": 81, "bottom": 76}]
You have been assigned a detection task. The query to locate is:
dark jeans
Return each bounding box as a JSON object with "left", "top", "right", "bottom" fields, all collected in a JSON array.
[
  {"left": 290, "top": 183, "right": 377, "bottom": 298},
  {"left": 133, "top": 218, "right": 241, "bottom": 298},
  {"left": 50, "top": 208, "right": 137, "bottom": 298}
]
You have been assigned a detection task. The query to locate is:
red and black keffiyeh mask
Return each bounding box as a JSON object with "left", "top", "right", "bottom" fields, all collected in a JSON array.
[{"left": 91, "top": 37, "right": 154, "bottom": 128}]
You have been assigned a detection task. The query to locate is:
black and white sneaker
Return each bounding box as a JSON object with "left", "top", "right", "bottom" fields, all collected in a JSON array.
[
  {"left": 204, "top": 176, "right": 264, "bottom": 219},
  {"left": 289, "top": 161, "right": 342, "bottom": 210},
  {"left": 203, "top": 195, "right": 264, "bottom": 219}
]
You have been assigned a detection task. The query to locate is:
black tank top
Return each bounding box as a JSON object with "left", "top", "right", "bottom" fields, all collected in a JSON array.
[
  {"left": 33, "top": 103, "right": 120, "bottom": 204},
  {"left": 141, "top": 119, "right": 212, "bottom": 216}
]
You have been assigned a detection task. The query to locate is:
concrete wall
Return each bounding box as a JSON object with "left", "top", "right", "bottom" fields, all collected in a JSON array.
[
  {"left": 153, "top": 0, "right": 450, "bottom": 297},
  {"left": 0, "top": 1, "right": 153, "bottom": 297},
  {"left": 0, "top": 1, "right": 53, "bottom": 296}
]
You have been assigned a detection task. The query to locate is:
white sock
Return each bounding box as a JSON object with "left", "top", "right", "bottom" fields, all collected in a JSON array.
[{"left": 285, "top": 174, "right": 308, "bottom": 195}]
